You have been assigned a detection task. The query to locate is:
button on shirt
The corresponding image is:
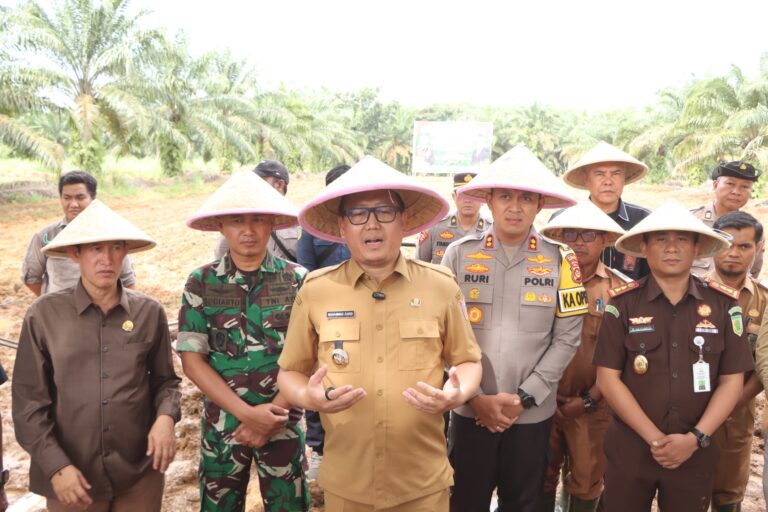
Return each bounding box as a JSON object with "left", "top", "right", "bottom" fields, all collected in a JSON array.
[
  {"left": 593, "top": 275, "right": 753, "bottom": 436},
  {"left": 22, "top": 218, "right": 136, "bottom": 294},
  {"left": 278, "top": 256, "right": 481, "bottom": 508},
  {"left": 12, "top": 282, "right": 181, "bottom": 500}
]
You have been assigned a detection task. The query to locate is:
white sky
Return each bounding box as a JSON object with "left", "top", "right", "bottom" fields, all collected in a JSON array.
[{"left": 10, "top": 0, "right": 768, "bottom": 110}]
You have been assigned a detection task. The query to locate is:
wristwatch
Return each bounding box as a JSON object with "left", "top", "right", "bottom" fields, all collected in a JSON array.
[
  {"left": 690, "top": 427, "right": 711, "bottom": 448},
  {"left": 517, "top": 388, "right": 536, "bottom": 410},
  {"left": 581, "top": 392, "right": 597, "bottom": 414}
]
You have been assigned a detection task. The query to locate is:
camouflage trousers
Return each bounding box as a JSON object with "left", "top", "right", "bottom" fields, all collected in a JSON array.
[{"left": 198, "top": 413, "right": 309, "bottom": 512}]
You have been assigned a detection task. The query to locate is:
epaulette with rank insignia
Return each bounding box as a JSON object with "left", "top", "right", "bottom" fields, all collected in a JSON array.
[
  {"left": 705, "top": 278, "right": 740, "bottom": 300},
  {"left": 608, "top": 281, "right": 640, "bottom": 298}
]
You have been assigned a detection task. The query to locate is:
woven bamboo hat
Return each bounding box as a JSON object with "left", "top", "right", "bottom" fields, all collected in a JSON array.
[
  {"left": 187, "top": 171, "right": 298, "bottom": 231},
  {"left": 563, "top": 141, "right": 648, "bottom": 189},
  {"left": 299, "top": 156, "right": 449, "bottom": 243},
  {"left": 615, "top": 200, "right": 730, "bottom": 258},
  {"left": 458, "top": 144, "right": 576, "bottom": 208},
  {"left": 541, "top": 201, "right": 625, "bottom": 247},
  {"left": 42, "top": 199, "right": 156, "bottom": 257}
]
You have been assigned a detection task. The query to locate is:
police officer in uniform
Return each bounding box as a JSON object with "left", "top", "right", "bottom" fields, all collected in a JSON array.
[
  {"left": 214, "top": 160, "right": 300, "bottom": 262},
  {"left": 537, "top": 201, "right": 627, "bottom": 512},
  {"left": 562, "top": 142, "right": 652, "bottom": 280},
  {"left": 278, "top": 157, "right": 482, "bottom": 511},
  {"left": 594, "top": 200, "right": 753, "bottom": 512},
  {"left": 416, "top": 172, "right": 491, "bottom": 264},
  {"left": 690, "top": 161, "right": 763, "bottom": 278},
  {"left": 443, "top": 144, "right": 587, "bottom": 512},
  {"left": 707, "top": 212, "right": 767, "bottom": 512}
]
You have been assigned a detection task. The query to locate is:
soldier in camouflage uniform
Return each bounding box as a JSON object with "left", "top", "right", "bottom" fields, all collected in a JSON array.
[{"left": 178, "top": 171, "right": 309, "bottom": 512}]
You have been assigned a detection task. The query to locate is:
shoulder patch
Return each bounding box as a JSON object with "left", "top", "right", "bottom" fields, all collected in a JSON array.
[
  {"left": 558, "top": 246, "right": 583, "bottom": 284},
  {"left": 608, "top": 281, "right": 640, "bottom": 298},
  {"left": 706, "top": 278, "right": 740, "bottom": 300}
]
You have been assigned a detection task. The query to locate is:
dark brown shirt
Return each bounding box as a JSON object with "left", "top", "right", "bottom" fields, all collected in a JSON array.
[
  {"left": 12, "top": 281, "right": 181, "bottom": 500},
  {"left": 594, "top": 275, "right": 753, "bottom": 436}
]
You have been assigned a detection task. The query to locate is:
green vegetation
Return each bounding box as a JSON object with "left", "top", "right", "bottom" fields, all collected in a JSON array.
[{"left": 2, "top": 0, "right": 768, "bottom": 186}]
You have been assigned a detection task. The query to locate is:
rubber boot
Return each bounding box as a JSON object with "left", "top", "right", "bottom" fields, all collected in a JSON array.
[
  {"left": 568, "top": 496, "right": 599, "bottom": 512},
  {"left": 534, "top": 491, "right": 557, "bottom": 512},
  {"left": 711, "top": 503, "right": 741, "bottom": 512}
]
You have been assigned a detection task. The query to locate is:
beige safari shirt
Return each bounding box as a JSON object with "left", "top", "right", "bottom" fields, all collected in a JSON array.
[
  {"left": 22, "top": 218, "right": 136, "bottom": 294},
  {"left": 442, "top": 226, "right": 586, "bottom": 424},
  {"left": 416, "top": 211, "right": 491, "bottom": 264},
  {"left": 279, "top": 255, "right": 481, "bottom": 507},
  {"left": 691, "top": 202, "right": 764, "bottom": 278}
]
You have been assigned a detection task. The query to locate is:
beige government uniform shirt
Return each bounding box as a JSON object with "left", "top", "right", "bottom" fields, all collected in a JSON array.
[
  {"left": 279, "top": 255, "right": 481, "bottom": 507},
  {"left": 416, "top": 211, "right": 491, "bottom": 263},
  {"left": 22, "top": 218, "right": 136, "bottom": 294},
  {"left": 442, "top": 226, "right": 586, "bottom": 423},
  {"left": 12, "top": 282, "right": 181, "bottom": 500},
  {"left": 691, "top": 202, "right": 764, "bottom": 278}
]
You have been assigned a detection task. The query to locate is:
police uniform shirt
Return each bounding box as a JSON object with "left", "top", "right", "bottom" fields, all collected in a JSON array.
[
  {"left": 278, "top": 255, "right": 481, "bottom": 508},
  {"left": 214, "top": 226, "right": 300, "bottom": 262},
  {"left": 593, "top": 275, "right": 754, "bottom": 439},
  {"left": 441, "top": 226, "right": 587, "bottom": 424},
  {"left": 22, "top": 218, "right": 136, "bottom": 294},
  {"left": 691, "top": 202, "right": 764, "bottom": 278},
  {"left": 600, "top": 198, "right": 651, "bottom": 280},
  {"left": 416, "top": 211, "right": 491, "bottom": 264}
]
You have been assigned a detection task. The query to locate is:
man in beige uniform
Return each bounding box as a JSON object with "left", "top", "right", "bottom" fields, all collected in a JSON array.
[
  {"left": 707, "top": 211, "right": 767, "bottom": 512},
  {"left": 416, "top": 172, "right": 490, "bottom": 264},
  {"left": 691, "top": 161, "right": 763, "bottom": 278},
  {"left": 537, "top": 201, "right": 627, "bottom": 512},
  {"left": 13, "top": 200, "right": 180, "bottom": 512},
  {"left": 443, "top": 145, "right": 586, "bottom": 512},
  {"left": 214, "top": 160, "right": 300, "bottom": 262},
  {"left": 278, "top": 156, "right": 482, "bottom": 512},
  {"left": 22, "top": 170, "right": 135, "bottom": 295}
]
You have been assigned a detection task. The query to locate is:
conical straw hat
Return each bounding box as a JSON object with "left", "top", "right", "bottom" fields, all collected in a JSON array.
[
  {"left": 299, "top": 156, "right": 449, "bottom": 243},
  {"left": 458, "top": 144, "right": 576, "bottom": 209},
  {"left": 563, "top": 141, "right": 648, "bottom": 189},
  {"left": 187, "top": 171, "right": 298, "bottom": 231},
  {"left": 541, "top": 201, "right": 625, "bottom": 247},
  {"left": 42, "top": 199, "right": 156, "bottom": 257},
  {"left": 615, "top": 200, "right": 730, "bottom": 258}
]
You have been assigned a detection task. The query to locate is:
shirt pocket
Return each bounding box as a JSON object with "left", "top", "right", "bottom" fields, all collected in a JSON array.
[
  {"left": 623, "top": 329, "right": 663, "bottom": 375},
  {"left": 519, "top": 286, "right": 557, "bottom": 333},
  {"left": 398, "top": 320, "right": 442, "bottom": 371},
  {"left": 318, "top": 320, "right": 361, "bottom": 373},
  {"left": 687, "top": 333, "right": 724, "bottom": 367},
  {"left": 460, "top": 284, "right": 493, "bottom": 329}
]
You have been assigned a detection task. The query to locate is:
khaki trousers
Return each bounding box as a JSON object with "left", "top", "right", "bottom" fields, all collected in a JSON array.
[{"left": 47, "top": 470, "right": 164, "bottom": 512}]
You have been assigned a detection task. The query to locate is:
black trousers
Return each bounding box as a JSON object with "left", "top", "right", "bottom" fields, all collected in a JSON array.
[
  {"left": 305, "top": 409, "right": 324, "bottom": 454},
  {"left": 449, "top": 412, "right": 552, "bottom": 512}
]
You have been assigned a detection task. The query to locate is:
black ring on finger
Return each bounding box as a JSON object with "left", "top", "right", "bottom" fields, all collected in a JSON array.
[{"left": 325, "top": 386, "right": 336, "bottom": 401}]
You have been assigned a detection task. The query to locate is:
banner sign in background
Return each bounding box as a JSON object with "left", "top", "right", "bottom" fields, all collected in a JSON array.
[{"left": 412, "top": 121, "right": 493, "bottom": 174}]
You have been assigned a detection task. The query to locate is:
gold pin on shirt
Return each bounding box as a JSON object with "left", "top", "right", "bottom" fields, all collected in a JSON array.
[
  {"left": 410, "top": 298, "right": 422, "bottom": 307},
  {"left": 633, "top": 354, "right": 648, "bottom": 375},
  {"left": 122, "top": 320, "right": 134, "bottom": 332}
]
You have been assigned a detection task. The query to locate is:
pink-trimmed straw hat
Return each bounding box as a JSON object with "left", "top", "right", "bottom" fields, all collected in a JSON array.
[
  {"left": 186, "top": 170, "right": 299, "bottom": 231},
  {"left": 458, "top": 144, "right": 576, "bottom": 208},
  {"left": 299, "top": 156, "right": 449, "bottom": 243}
]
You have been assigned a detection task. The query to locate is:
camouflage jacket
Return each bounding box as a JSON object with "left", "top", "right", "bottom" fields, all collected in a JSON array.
[{"left": 178, "top": 252, "right": 306, "bottom": 416}]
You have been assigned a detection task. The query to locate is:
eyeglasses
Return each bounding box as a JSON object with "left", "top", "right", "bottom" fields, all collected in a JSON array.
[
  {"left": 342, "top": 205, "right": 403, "bottom": 225},
  {"left": 563, "top": 230, "right": 598, "bottom": 243}
]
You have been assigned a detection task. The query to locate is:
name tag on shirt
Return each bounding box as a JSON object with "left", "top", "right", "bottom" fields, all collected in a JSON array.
[{"left": 693, "top": 361, "right": 711, "bottom": 393}]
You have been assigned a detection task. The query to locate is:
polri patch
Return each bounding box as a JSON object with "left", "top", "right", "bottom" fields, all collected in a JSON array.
[{"left": 327, "top": 310, "right": 356, "bottom": 319}]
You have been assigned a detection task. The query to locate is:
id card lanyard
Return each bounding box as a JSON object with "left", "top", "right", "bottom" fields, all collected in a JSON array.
[{"left": 692, "top": 335, "right": 711, "bottom": 393}]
